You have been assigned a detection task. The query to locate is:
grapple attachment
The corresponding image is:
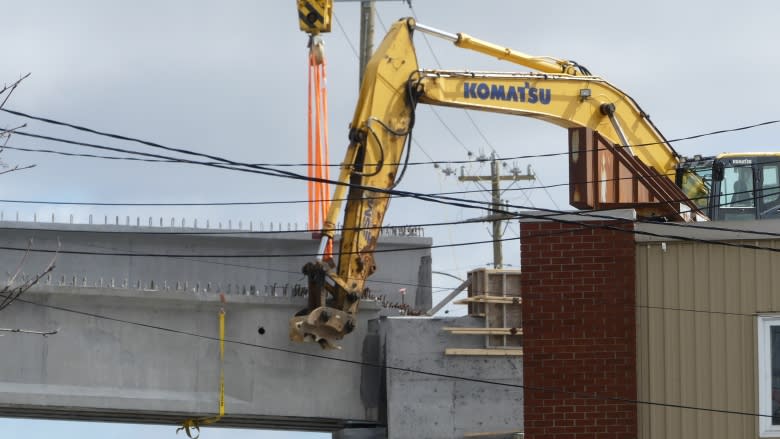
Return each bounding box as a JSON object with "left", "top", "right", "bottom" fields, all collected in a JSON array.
[{"left": 289, "top": 306, "right": 356, "bottom": 350}]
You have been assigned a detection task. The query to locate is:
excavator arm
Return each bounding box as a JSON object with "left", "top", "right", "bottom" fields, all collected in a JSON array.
[
  {"left": 291, "top": 18, "right": 704, "bottom": 348},
  {"left": 290, "top": 20, "right": 419, "bottom": 348}
]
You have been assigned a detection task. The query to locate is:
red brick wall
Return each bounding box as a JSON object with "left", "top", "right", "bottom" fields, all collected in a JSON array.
[{"left": 521, "top": 220, "right": 637, "bottom": 439}]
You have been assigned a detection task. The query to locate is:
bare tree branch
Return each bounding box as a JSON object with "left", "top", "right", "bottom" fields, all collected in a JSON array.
[
  {"left": 0, "top": 239, "right": 59, "bottom": 336},
  {"left": 0, "top": 73, "right": 31, "bottom": 110},
  {"left": 0, "top": 73, "right": 31, "bottom": 96},
  {"left": 0, "top": 123, "right": 26, "bottom": 135},
  {"left": 0, "top": 74, "right": 34, "bottom": 175},
  {"left": 0, "top": 242, "right": 58, "bottom": 311},
  {"left": 0, "top": 123, "right": 28, "bottom": 145},
  {"left": 0, "top": 123, "right": 32, "bottom": 172},
  {"left": 6, "top": 239, "right": 32, "bottom": 286},
  {"left": 0, "top": 164, "right": 36, "bottom": 176}
]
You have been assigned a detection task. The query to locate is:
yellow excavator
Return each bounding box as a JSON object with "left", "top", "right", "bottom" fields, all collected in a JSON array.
[{"left": 290, "top": 16, "right": 780, "bottom": 348}]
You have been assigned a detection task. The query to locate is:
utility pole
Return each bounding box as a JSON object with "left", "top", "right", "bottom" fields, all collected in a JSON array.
[
  {"left": 358, "top": 0, "right": 375, "bottom": 84},
  {"left": 331, "top": 0, "right": 407, "bottom": 83},
  {"left": 459, "top": 153, "right": 535, "bottom": 269}
]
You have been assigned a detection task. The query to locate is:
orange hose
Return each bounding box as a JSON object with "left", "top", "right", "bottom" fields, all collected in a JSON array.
[
  {"left": 313, "top": 58, "right": 323, "bottom": 230},
  {"left": 307, "top": 44, "right": 332, "bottom": 259},
  {"left": 319, "top": 61, "right": 332, "bottom": 259},
  {"left": 307, "top": 53, "right": 315, "bottom": 230},
  {"left": 320, "top": 61, "right": 330, "bottom": 227}
]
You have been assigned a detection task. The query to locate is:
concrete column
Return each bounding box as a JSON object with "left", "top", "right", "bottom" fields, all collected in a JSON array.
[{"left": 414, "top": 255, "right": 432, "bottom": 311}]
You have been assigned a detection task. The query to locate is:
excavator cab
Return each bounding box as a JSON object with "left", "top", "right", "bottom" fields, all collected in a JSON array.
[{"left": 708, "top": 154, "right": 780, "bottom": 220}]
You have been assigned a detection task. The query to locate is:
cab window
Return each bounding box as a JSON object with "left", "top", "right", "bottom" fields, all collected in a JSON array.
[
  {"left": 720, "top": 165, "right": 754, "bottom": 208},
  {"left": 761, "top": 164, "right": 780, "bottom": 205}
]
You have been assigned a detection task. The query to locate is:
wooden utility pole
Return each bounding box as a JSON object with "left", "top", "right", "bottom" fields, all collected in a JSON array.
[
  {"left": 459, "top": 154, "right": 535, "bottom": 268},
  {"left": 332, "top": 0, "right": 406, "bottom": 83},
  {"left": 358, "top": 0, "right": 375, "bottom": 83}
]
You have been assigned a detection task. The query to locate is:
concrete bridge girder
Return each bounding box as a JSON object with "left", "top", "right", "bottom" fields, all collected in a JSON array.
[{"left": 0, "top": 287, "right": 383, "bottom": 431}]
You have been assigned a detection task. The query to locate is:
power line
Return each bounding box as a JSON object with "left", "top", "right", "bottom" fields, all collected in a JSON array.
[
  {"left": 2, "top": 144, "right": 176, "bottom": 163},
  {"left": 2, "top": 183, "right": 776, "bottom": 244},
  {"left": 530, "top": 172, "right": 560, "bottom": 210},
  {"left": 374, "top": 6, "right": 389, "bottom": 33},
  {"left": 6, "top": 113, "right": 780, "bottom": 247},
  {"left": 6, "top": 133, "right": 780, "bottom": 247},
  {"left": 0, "top": 234, "right": 516, "bottom": 258},
  {"left": 3, "top": 133, "right": 780, "bottom": 242},
  {"left": 0, "top": 135, "right": 649, "bottom": 226},
  {"left": 0, "top": 169, "right": 539, "bottom": 206},
  {"left": 0, "top": 140, "right": 736, "bottom": 208},
  {"left": 0, "top": 141, "right": 541, "bottom": 203},
  {"left": 0, "top": 137, "right": 731, "bottom": 174},
  {"left": 7, "top": 129, "right": 775, "bottom": 169},
  {"left": 634, "top": 303, "right": 760, "bottom": 318},
  {"left": 420, "top": 103, "right": 475, "bottom": 156},
  {"left": 332, "top": 12, "right": 360, "bottom": 60},
  {"left": 3, "top": 292, "right": 772, "bottom": 419},
  {"left": 4, "top": 136, "right": 767, "bottom": 212},
  {"left": 5, "top": 130, "right": 531, "bottom": 229},
  {"left": 504, "top": 197, "right": 780, "bottom": 240},
  {"left": 5, "top": 108, "right": 778, "bottom": 167},
  {"left": 0, "top": 141, "right": 735, "bottom": 217}
]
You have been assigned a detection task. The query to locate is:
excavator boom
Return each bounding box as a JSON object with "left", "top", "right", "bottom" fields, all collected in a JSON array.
[{"left": 415, "top": 70, "right": 676, "bottom": 175}]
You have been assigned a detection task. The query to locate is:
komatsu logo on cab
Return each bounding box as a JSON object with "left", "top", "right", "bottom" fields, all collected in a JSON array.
[{"left": 464, "top": 82, "right": 551, "bottom": 105}]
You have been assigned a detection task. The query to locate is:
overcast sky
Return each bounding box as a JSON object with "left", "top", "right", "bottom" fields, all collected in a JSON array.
[{"left": 1, "top": 1, "right": 778, "bottom": 438}]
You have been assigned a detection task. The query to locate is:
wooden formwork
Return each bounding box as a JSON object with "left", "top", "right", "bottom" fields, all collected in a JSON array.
[{"left": 447, "top": 268, "right": 522, "bottom": 354}]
